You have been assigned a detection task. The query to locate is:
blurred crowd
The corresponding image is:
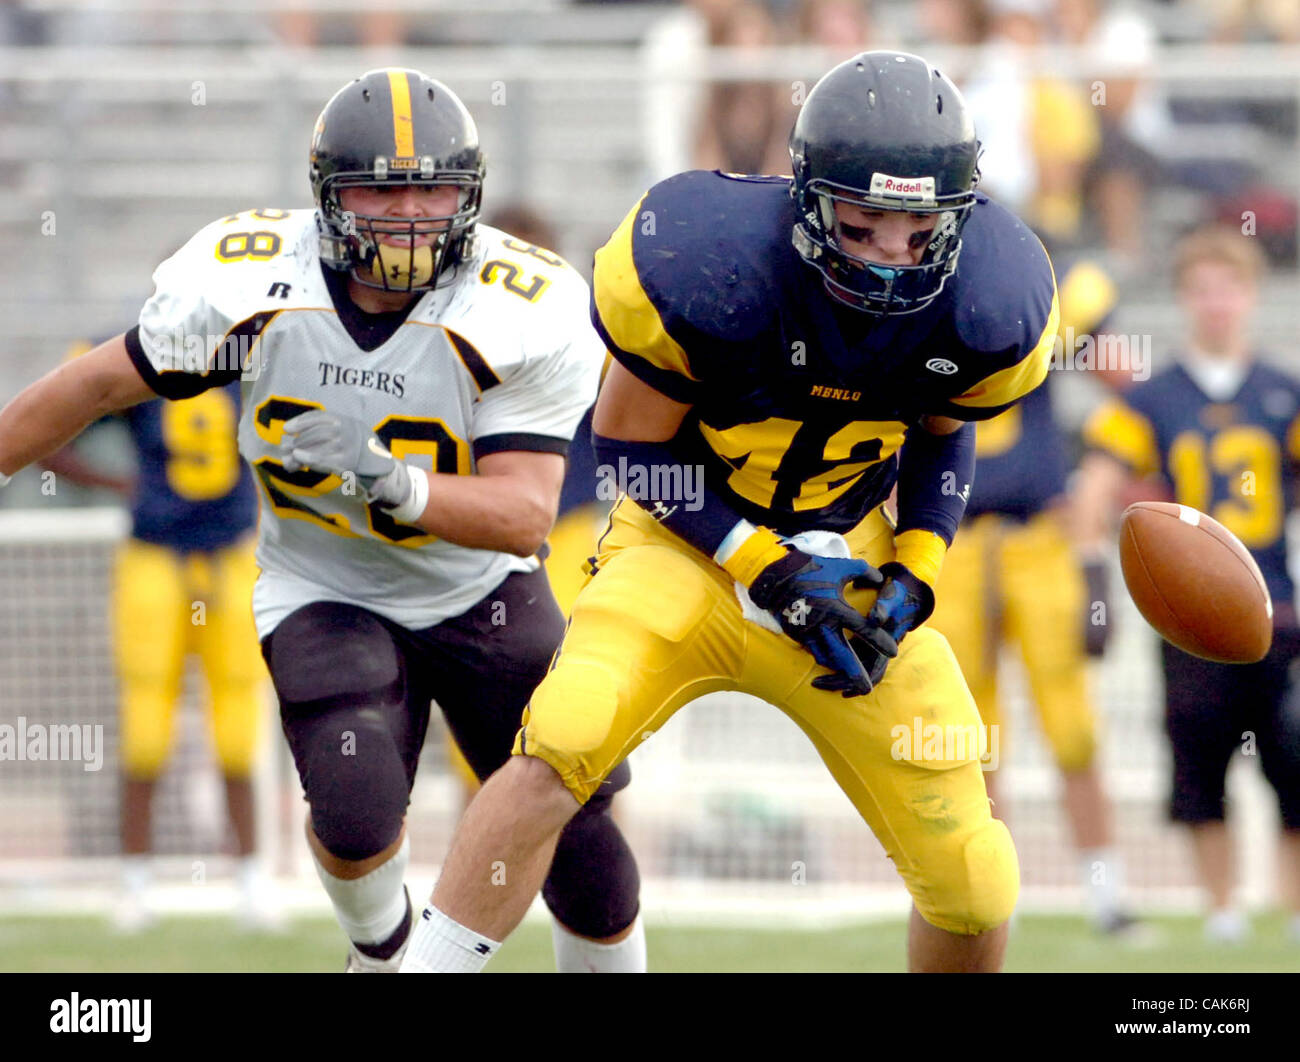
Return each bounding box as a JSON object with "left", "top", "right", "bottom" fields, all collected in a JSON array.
[
  {"left": 2, "top": 0, "right": 1297, "bottom": 278},
  {"left": 685, "top": 0, "right": 1299, "bottom": 277}
]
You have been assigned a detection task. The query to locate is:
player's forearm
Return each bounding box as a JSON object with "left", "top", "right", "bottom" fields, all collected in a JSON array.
[
  {"left": 892, "top": 419, "right": 975, "bottom": 587},
  {"left": 0, "top": 336, "right": 151, "bottom": 478},
  {"left": 1, "top": 371, "right": 111, "bottom": 477},
  {"left": 410, "top": 471, "right": 555, "bottom": 557}
]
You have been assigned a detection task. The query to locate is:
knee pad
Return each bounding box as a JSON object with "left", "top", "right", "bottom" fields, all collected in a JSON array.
[
  {"left": 913, "top": 817, "right": 1019, "bottom": 936},
  {"left": 288, "top": 701, "right": 411, "bottom": 861},
  {"left": 270, "top": 605, "right": 411, "bottom": 861},
  {"left": 542, "top": 762, "right": 640, "bottom": 938}
]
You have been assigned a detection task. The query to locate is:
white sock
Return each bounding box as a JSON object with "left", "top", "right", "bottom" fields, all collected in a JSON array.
[
  {"left": 1206, "top": 908, "right": 1248, "bottom": 942},
  {"left": 236, "top": 854, "right": 266, "bottom": 896},
  {"left": 121, "top": 854, "right": 153, "bottom": 897},
  {"left": 1079, "top": 847, "right": 1124, "bottom": 921},
  {"left": 400, "top": 904, "right": 501, "bottom": 973},
  {"left": 551, "top": 914, "right": 646, "bottom": 973},
  {"left": 311, "top": 835, "right": 409, "bottom": 947}
]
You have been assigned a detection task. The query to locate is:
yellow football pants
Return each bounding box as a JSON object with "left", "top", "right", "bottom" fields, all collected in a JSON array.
[
  {"left": 929, "top": 512, "right": 1097, "bottom": 772},
  {"left": 113, "top": 537, "right": 266, "bottom": 778},
  {"left": 436, "top": 501, "right": 616, "bottom": 796},
  {"left": 516, "top": 498, "right": 1019, "bottom": 935},
  {"left": 543, "top": 501, "right": 610, "bottom": 619}
]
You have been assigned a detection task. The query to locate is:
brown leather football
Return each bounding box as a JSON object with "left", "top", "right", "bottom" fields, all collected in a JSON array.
[{"left": 1118, "top": 502, "right": 1273, "bottom": 663}]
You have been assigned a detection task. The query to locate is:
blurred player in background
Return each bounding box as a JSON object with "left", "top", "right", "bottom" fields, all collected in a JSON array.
[
  {"left": 0, "top": 68, "right": 643, "bottom": 973},
  {"left": 1076, "top": 225, "right": 1300, "bottom": 943},
  {"left": 402, "top": 52, "right": 1057, "bottom": 974},
  {"left": 928, "top": 252, "right": 1136, "bottom": 935},
  {"left": 43, "top": 359, "right": 275, "bottom": 933}
]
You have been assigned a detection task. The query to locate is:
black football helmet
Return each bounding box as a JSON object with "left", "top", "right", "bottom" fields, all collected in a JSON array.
[
  {"left": 790, "top": 51, "right": 980, "bottom": 315},
  {"left": 310, "top": 68, "right": 485, "bottom": 292}
]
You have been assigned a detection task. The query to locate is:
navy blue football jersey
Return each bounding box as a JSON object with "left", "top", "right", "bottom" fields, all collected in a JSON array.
[
  {"left": 557, "top": 404, "right": 598, "bottom": 517},
  {"left": 592, "top": 170, "right": 1058, "bottom": 535},
  {"left": 1085, "top": 359, "right": 1300, "bottom": 607},
  {"left": 965, "top": 381, "right": 1071, "bottom": 520},
  {"left": 965, "top": 257, "right": 1119, "bottom": 520},
  {"left": 122, "top": 382, "right": 256, "bottom": 551}
]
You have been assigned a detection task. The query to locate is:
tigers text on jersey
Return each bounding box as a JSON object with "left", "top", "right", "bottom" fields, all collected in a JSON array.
[
  {"left": 125, "top": 208, "right": 603, "bottom": 637},
  {"left": 1084, "top": 358, "right": 1300, "bottom": 607},
  {"left": 592, "top": 171, "right": 1059, "bottom": 537}
]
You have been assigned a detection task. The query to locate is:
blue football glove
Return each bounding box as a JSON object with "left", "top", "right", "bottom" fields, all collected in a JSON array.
[
  {"left": 748, "top": 549, "right": 885, "bottom": 697},
  {"left": 279, "top": 410, "right": 412, "bottom": 509},
  {"left": 820, "top": 562, "right": 935, "bottom": 695}
]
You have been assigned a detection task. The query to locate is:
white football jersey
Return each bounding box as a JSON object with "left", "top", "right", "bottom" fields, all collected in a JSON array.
[{"left": 130, "top": 208, "right": 603, "bottom": 637}]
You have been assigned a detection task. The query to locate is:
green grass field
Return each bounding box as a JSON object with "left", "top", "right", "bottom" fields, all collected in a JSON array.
[{"left": 2, "top": 912, "right": 1297, "bottom": 972}]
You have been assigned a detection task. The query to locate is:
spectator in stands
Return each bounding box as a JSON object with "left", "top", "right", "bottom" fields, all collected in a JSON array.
[
  {"left": 1054, "top": 0, "right": 1164, "bottom": 274},
  {"left": 273, "top": 4, "right": 408, "bottom": 49},
  {"left": 794, "top": 0, "right": 874, "bottom": 51},
  {"left": 1193, "top": 0, "right": 1300, "bottom": 42},
  {"left": 693, "top": 0, "right": 792, "bottom": 175},
  {"left": 963, "top": 0, "right": 1100, "bottom": 247},
  {"left": 914, "top": 0, "right": 990, "bottom": 47}
]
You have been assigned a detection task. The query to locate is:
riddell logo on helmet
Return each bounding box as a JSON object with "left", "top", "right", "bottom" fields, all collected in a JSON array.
[{"left": 869, "top": 173, "right": 936, "bottom": 203}]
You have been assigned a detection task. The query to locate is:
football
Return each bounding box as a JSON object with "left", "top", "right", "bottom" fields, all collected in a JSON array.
[{"left": 1118, "top": 502, "right": 1273, "bottom": 663}]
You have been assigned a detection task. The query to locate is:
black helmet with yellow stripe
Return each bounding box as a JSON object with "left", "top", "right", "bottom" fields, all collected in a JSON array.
[{"left": 310, "top": 68, "right": 485, "bottom": 292}]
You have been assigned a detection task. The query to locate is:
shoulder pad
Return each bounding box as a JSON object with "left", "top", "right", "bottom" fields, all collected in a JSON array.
[
  {"left": 948, "top": 196, "right": 1057, "bottom": 358},
  {"left": 591, "top": 172, "right": 797, "bottom": 396},
  {"left": 632, "top": 171, "right": 790, "bottom": 344},
  {"left": 453, "top": 224, "right": 596, "bottom": 371}
]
